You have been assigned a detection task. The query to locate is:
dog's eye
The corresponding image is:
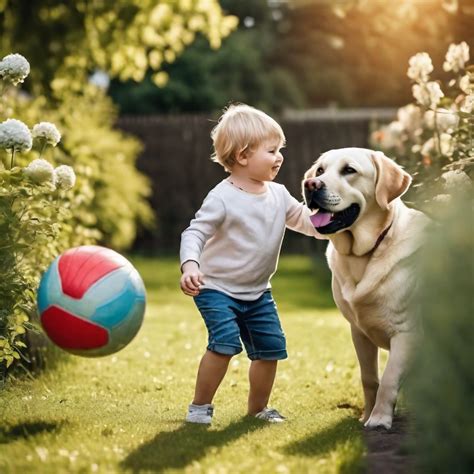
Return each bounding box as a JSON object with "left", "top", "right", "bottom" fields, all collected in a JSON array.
[
  {"left": 342, "top": 166, "right": 357, "bottom": 175},
  {"left": 316, "top": 167, "right": 324, "bottom": 176}
]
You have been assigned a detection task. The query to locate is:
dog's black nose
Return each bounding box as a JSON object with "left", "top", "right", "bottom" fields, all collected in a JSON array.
[{"left": 304, "top": 178, "right": 325, "bottom": 191}]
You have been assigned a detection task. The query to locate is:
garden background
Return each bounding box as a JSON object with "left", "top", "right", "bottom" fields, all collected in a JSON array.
[{"left": 0, "top": 1, "right": 472, "bottom": 473}]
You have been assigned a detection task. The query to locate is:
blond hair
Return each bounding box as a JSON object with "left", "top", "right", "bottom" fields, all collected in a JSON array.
[{"left": 211, "top": 104, "right": 285, "bottom": 172}]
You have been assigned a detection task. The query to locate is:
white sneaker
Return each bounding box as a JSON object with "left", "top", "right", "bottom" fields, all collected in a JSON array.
[
  {"left": 186, "top": 403, "right": 214, "bottom": 424},
  {"left": 254, "top": 407, "right": 286, "bottom": 423}
]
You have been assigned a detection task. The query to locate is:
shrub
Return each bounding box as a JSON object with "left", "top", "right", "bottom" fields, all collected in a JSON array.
[
  {"left": 0, "top": 53, "right": 153, "bottom": 380},
  {"left": 370, "top": 42, "right": 473, "bottom": 206},
  {"left": 3, "top": 87, "right": 154, "bottom": 250},
  {"left": 406, "top": 192, "right": 474, "bottom": 473}
]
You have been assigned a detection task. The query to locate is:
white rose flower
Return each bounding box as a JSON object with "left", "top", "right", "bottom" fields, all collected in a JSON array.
[
  {"left": 0, "top": 53, "right": 30, "bottom": 85},
  {"left": 374, "top": 121, "right": 404, "bottom": 150},
  {"left": 459, "top": 74, "right": 473, "bottom": 95},
  {"left": 423, "top": 110, "right": 435, "bottom": 129},
  {"left": 24, "top": 159, "right": 55, "bottom": 185},
  {"left": 441, "top": 170, "right": 471, "bottom": 191},
  {"left": 421, "top": 133, "right": 454, "bottom": 157},
  {"left": 460, "top": 94, "right": 474, "bottom": 114},
  {"left": 436, "top": 108, "right": 459, "bottom": 132},
  {"left": 443, "top": 41, "right": 469, "bottom": 73},
  {"left": 54, "top": 165, "right": 76, "bottom": 190},
  {"left": 0, "top": 118, "right": 32, "bottom": 152},
  {"left": 32, "top": 122, "right": 61, "bottom": 147},
  {"left": 439, "top": 133, "right": 454, "bottom": 156},
  {"left": 412, "top": 81, "right": 444, "bottom": 108},
  {"left": 421, "top": 137, "right": 435, "bottom": 156},
  {"left": 407, "top": 52, "right": 433, "bottom": 83},
  {"left": 397, "top": 104, "right": 423, "bottom": 132}
]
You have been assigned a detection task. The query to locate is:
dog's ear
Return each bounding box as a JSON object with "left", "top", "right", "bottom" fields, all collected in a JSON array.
[{"left": 371, "top": 152, "right": 412, "bottom": 209}]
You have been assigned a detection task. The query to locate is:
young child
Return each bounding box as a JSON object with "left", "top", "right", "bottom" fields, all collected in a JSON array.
[{"left": 180, "top": 104, "right": 322, "bottom": 424}]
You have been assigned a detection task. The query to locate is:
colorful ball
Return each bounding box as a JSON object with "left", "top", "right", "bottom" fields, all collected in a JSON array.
[{"left": 37, "top": 246, "right": 146, "bottom": 357}]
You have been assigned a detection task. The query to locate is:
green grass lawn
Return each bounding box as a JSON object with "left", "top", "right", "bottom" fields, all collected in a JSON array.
[{"left": 0, "top": 255, "right": 366, "bottom": 473}]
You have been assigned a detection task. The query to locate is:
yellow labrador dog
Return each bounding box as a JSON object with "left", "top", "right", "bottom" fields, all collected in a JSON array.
[{"left": 303, "top": 148, "right": 430, "bottom": 429}]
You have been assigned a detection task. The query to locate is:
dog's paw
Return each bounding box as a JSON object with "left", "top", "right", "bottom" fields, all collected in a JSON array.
[{"left": 364, "top": 412, "right": 392, "bottom": 430}]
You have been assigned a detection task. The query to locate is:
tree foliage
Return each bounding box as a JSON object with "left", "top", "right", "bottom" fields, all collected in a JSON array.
[
  {"left": 109, "top": 0, "right": 305, "bottom": 114},
  {"left": 110, "top": 0, "right": 474, "bottom": 113},
  {"left": 0, "top": 0, "right": 238, "bottom": 97},
  {"left": 277, "top": 0, "right": 474, "bottom": 107}
]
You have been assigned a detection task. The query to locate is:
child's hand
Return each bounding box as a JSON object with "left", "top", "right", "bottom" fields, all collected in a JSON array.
[{"left": 180, "top": 261, "right": 204, "bottom": 296}]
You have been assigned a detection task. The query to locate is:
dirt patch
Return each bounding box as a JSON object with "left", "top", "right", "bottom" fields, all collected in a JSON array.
[{"left": 364, "top": 414, "right": 414, "bottom": 474}]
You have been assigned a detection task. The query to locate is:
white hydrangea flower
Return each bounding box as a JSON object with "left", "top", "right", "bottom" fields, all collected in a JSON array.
[
  {"left": 407, "top": 52, "right": 433, "bottom": 83},
  {"left": 397, "top": 104, "right": 423, "bottom": 132},
  {"left": 441, "top": 170, "right": 471, "bottom": 191},
  {"left": 421, "top": 133, "right": 454, "bottom": 157},
  {"left": 459, "top": 74, "right": 473, "bottom": 95},
  {"left": 443, "top": 41, "right": 469, "bottom": 73},
  {"left": 0, "top": 53, "right": 30, "bottom": 85},
  {"left": 460, "top": 94, "right": 474, "bottom": 114},
  {"left": 0, "top": 118, "right": 32, "bottom": 152},
  {"left": 412, "top": 81, "right": 444, "bottom": 108},
  {"left": 54, "top": 165, "right": 76, "bottom": 190},
  {"left": 32, "top": 122, "right": 61, "bottom": 147},
  {"left": 24, "top": 158, "right": 55, "bottom": 185}
]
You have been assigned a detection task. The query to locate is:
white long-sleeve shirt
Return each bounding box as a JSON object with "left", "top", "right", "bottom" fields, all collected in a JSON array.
[{"left": 180, "top": 179, "right": 324, "bottom": 300}]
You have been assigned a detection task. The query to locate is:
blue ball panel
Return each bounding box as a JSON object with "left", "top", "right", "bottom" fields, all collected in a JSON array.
[
  {"left": 106, "top": 298, "right": 146, "bottom": 353},
  {"left": 90, "top": 275, "right": 141, "bottom": 328},
  {"left": 37, "top": 258, "right": 62, "bottom": 313}
]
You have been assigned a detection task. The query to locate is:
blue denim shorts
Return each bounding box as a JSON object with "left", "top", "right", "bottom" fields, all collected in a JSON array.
[{"left": 193, "top": 289, "right": 287, "bottom": 361}]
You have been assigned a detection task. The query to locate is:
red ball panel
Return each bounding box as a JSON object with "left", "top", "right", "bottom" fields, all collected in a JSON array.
[
  {"left": 58, "top": 247, "right": 123, "bottom": 299},
  {"left": 41, "top": 306, "right": 109, "bottom": 350}
]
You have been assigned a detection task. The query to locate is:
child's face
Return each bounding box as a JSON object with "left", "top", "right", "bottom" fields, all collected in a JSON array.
[{"left": 245, "top": 140, "right": 284, "bottom": 182}]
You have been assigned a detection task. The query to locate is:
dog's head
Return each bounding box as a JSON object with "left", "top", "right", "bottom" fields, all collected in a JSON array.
[{"left": 303, "top": 148, "right": 411, "bottom": 235}]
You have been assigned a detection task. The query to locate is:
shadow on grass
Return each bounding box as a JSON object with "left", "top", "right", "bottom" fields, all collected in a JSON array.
[
  {"left": 283, "top": 416, "right": 361, "bottom": 457},
  {"left": 0, "top": 421, "right": 63, "bottom": 444},
  {"left": 282, "top": 416, "right": 365, "bottom": 473},
  {"left": 121, "top": 417, "right": 266, "bottom": 473}
]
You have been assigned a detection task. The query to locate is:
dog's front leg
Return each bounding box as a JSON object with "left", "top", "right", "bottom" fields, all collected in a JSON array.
[
  {"left": 365, "top": 332, "right": 415, "bottom": 430},
  {"left": 351, "top": 325, "right": 379, "bottom": 423}
]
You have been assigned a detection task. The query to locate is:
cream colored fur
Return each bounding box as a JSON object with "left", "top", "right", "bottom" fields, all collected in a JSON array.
[{"left": 304, "top": 148, "right": 430, "bottom": 429}]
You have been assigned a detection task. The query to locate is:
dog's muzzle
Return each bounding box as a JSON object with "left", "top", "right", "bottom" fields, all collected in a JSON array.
[{"left": 304, "top": 179, "right": 360, "bottom": 234}]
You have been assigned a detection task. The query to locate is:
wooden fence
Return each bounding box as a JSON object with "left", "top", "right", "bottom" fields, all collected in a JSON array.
[{"left": 116, "top": 109, "right": 396, "bottom": 254}]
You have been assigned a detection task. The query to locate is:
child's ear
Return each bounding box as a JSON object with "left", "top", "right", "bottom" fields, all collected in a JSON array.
[{"left": 236, "top": 148, "right": 249, "bottom": 166}]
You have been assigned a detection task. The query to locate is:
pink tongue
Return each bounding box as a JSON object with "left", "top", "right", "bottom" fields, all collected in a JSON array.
[{"left": 310, "top": 211, "right": 332, "bottom": 228}]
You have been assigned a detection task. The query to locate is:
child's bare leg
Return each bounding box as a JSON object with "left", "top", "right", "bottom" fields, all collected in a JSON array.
[
  {"left": 192, "top": 350, "right": 232, "bottom": 405},
  {"left": 248, "top": 360, "right": 277, "bottom": 415}
]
